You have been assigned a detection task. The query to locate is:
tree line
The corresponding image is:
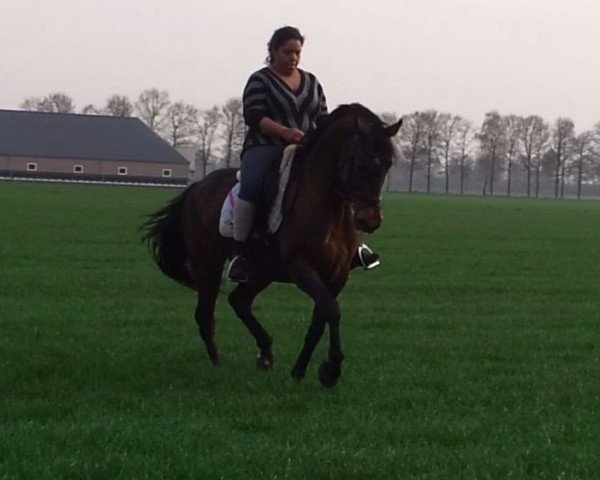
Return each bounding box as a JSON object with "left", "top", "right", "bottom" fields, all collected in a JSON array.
[
  {"left": 19, "top": 90, "right": 600, "bottom": 198},
  {"left": 379, "top": 110, "right": 599, "bottom": 199}
]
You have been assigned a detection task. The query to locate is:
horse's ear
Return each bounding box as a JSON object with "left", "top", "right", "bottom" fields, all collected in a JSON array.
[{"left": 384, "top": 118, "right": 403, "bottom": 138}]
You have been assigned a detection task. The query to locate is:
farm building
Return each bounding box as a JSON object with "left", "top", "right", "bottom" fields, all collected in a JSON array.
[{"left": 0, "top": 109, "right": 189, "bottom": 185}]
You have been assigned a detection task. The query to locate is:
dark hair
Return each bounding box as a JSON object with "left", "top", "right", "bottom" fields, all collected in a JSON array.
[{"left": 266, "top": 26, "right": 305, "bottom": 64}]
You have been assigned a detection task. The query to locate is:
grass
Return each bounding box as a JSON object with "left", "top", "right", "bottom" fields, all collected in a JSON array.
[{"left": 1, "top": 182, "right": 599, "bottom": 479}]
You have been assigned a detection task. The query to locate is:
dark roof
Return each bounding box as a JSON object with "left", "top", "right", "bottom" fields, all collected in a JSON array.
[{"left": 0, "top": 109, "right": 188, "bottom": 165}]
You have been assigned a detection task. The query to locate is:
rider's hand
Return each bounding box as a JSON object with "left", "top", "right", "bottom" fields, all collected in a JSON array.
[{"left": 282, "top": 128, "right": 305, "bottom": 144}]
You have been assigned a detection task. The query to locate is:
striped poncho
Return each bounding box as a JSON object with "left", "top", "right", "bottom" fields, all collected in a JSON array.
[{"left": 242, "top": 67, "right": 328, "bottom": 152}]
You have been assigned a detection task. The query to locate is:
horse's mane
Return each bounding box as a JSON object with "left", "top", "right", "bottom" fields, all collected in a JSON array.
[{"left": 300, "top": 103, "right": 394, "bottom": 160}]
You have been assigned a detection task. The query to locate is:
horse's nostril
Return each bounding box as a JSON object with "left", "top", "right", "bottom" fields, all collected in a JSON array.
[{"left": 356, "top": 218, "right": 378, "bottom": 233}]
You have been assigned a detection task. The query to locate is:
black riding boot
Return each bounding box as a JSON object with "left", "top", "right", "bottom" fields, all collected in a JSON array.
[{"left": 227, "top": 240, "right": 250, "bottom": 283}]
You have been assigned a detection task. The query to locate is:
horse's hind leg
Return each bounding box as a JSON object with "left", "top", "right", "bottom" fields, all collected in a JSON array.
[
  {"left": 195, "top": 269, "right": 222, "bottom": 367},
  {"left": 228, "top": 279, "right": 274, "bottom": 370}
]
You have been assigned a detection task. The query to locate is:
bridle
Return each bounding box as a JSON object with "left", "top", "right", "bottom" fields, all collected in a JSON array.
[{"left": 333, "top": 133, "right": 385, "bottom": 208}]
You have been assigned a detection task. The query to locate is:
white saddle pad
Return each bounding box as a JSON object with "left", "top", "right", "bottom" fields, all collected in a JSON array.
[{"left": 218, "top": 144, "right": 298, "bottom": 238}]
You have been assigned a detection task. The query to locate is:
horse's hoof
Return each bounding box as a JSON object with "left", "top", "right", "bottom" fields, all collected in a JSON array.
[
  {"left": 318, "top": 361, "right": 340, "bottom": 388},
  {"left": 256, "top": 356, "right": 273, "bottom": 371},
  {"left": 291, "top": 367, "right": 305, "bottom": 382}
]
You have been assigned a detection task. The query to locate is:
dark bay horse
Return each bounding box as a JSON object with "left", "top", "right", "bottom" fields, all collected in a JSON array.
[{"left": 143, "top": 103, "right": 402, "bottom": 387}]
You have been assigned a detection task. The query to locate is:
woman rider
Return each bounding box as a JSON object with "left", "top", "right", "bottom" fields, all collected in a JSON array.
[{"left": 228, "top": 26, "right": 379, "bottom": 282}]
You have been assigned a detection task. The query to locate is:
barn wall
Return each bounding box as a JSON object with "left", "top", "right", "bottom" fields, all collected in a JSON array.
[{"left": 0, "top": 155, "right": 189, "bottom": 184}]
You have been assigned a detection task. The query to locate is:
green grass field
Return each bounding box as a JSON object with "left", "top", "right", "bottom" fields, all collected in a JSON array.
[{"left": 1, "top": 182, "right": 599, "bottom": 479}]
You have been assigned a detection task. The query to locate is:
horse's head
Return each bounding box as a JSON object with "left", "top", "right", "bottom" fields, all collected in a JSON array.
[{"left": 317, "top": 105, "right": 402, "bottom": 233}]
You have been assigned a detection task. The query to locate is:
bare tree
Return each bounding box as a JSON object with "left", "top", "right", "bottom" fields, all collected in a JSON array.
[
  {"left": 438, "top": 113, "right": 460, "bottom": 194},
  {"left": 551, "top": 117, "right": 575, "bottom": 198},
  {"left": 104, "top": 95, "right": 133, "bottom": 117},
  {"left": 504, "top": 114, "right": 522, "bottom": 196},
  {"left": 42, "top": 93, "right": 75, "bottom": 113},
  {"left": 399, "top": 112, "right": 427, "bottom": 193},
  {"left": 81, "top": 104, "right": 101, "bottom": 115},
  {"left": 195, "top": 106, "right": 222, "bottom": 179},
  {"left": 456, "top": 118, "right": 475, "bottom": 195},
  {"left": 380, "top": 112, "right": 401, "bottom": 192},
  {"left": 20, "top": 97, "right": 42, "bottom": 111},
  {"left": 477, "top": 111, "right": 506, "bottom": 196},
  {"left": 165, "top": 102, "right": 198, "bottom": 147},
  {"left": 533, "top": 121, "right": 550, "bottom": 197},
  {"left": 21, "top": 93, "right": 75, "bottom": 113},
  {"left": 520, "top": 115, "right": 545, "bottom": 197},
  {"left": 573, "top": 131, "right": 594, "bottom": 199},
  {"left": 422, "top": 110, "right": 441, "bottom": 193},
  {"left": 561, "top": 131, "right": 575, "bottom": 198},
  {"left": 220, "top": 97, "right": 245, "bottom": 168},
  {"left": 135, "top": 88, "right": 170, "bottom": 132},
  {"left": 592, "top": 122, "right": 600, "bottom": 183}
]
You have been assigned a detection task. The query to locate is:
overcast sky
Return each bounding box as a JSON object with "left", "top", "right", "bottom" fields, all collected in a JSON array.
[{"left": 1, "top": 0, "right": 599, "bottom": 131}]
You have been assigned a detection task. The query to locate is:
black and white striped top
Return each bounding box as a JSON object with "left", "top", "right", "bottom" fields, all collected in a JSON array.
[{"left": 242, "top": 67, "right": 328, "bottom": 151}]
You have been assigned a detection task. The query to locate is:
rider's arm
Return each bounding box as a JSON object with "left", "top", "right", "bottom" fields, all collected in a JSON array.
[
  {"left": 243, "top": 73, "right": 304, "bottom": 145},
  {"left": 259, "top": 117, "right": 304, "bottom": 144}
]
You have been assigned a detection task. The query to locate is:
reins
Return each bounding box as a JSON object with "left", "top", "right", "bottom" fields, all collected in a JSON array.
[
  {"left": 333, "top": 131, "right": 383, "bottom": 208},
  {"left": 300, "top": 106, "right": 391, "bottom": 209}
]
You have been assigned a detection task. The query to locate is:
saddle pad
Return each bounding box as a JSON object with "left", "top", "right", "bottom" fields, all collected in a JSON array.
[
  {"left": 218, "top": 181, "right": 240, "bottom": 237},
  {"left": 218, "top": 144, "right": 298, "bottom": 238},
  {"left": 267, "top": 144, "right": 297, "bottom": 234}
]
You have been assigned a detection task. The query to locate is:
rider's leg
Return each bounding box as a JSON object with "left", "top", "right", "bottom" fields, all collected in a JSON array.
[
  {"left": 228, "top": 145, "right": 283, "bottom": 282},
  {"left": 231, "top": 198, "right": 256, "bottom": 252}
]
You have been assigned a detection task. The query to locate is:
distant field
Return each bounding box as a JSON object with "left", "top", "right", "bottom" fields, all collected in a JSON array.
[{"left": 1, "top": 182, "right": 599, "bottom": 479}]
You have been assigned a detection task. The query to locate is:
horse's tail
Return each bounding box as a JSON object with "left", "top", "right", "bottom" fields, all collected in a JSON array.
[{"left": 141, "top": 185, "right": 196, "bottom": 290}]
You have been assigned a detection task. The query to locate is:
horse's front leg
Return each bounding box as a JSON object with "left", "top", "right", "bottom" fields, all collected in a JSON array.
[
  {"left": 289, "top": 257, "right": 345, "bottom": 387},
  {"left": 228, "top": 278, "right": 274, "bottom": 370},
  {"left": 317, "top": 299, "right": 345, "bottom": 388}
]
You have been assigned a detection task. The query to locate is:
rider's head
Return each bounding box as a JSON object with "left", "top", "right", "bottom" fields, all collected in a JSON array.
[{"left": 266, "top": 26, "right": 305, "bottom": 66}]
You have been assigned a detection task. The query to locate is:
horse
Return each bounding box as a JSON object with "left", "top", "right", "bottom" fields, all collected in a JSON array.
[{"left": 142, "top": 103, "right": 402, "bottom": 387}]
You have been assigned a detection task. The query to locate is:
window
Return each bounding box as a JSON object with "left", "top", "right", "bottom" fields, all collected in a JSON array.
[
  {"left": 117, "top": 167, "right": 128, "bottom": 175},
  {"left": 162, "top": 169, "right": 172, "bottom": 177},
  {"left": 27, "top": 163, "right": 37, "bottom": 171},
  {"left": 73, "top": 165, "right": 84, "bottom": 173}
]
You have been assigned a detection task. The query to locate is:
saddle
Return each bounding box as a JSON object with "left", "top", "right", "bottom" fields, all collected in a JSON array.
[{"left": 219, "top": 145, "right": 302, "bottom": 239}]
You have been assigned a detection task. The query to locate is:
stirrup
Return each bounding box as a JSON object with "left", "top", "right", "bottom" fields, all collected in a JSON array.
[
  {"left": 358, "top": 244, "right": 380, "bottom": 270},
  {"left": 227, "top": 255, "right": 249, "bottom": 283}
]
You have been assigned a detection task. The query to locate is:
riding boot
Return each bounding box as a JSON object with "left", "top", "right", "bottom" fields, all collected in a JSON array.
[
  {"left": 228, "top": 240, "right": 250, "bottom": 282},
  {"left": 357, "top": 243, "right": 380, "bottom": 270},
  {"left": 227, "top": 198, "right": 256, "bottom": 283}
]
